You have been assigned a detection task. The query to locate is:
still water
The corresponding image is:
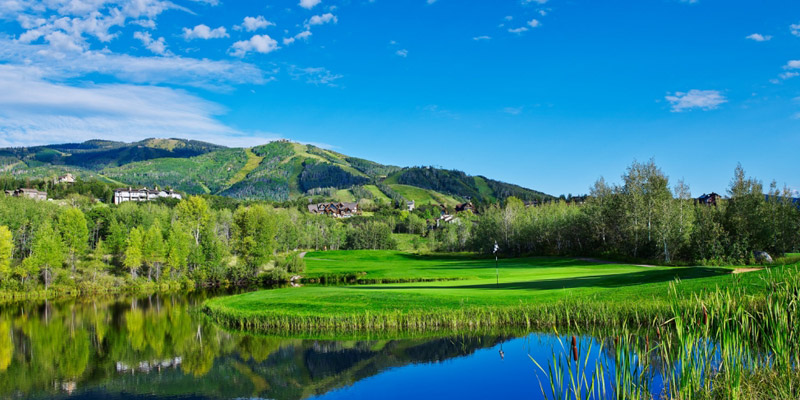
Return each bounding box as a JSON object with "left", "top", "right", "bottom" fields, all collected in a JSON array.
[{"left": 0, "top": 292, "right": 632, "bottom": 399}]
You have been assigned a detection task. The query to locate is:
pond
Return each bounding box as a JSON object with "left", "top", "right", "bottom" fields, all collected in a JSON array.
[{"left": 0, "top": 292, "right": 668, "bottom": 399}]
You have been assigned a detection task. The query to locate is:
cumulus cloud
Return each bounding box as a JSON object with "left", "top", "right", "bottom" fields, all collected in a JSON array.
[
  {"left": 395, "top": 49, "right": 408, "bottom": 57},
  {"left": 508, "top": 27, "right": 528, "bottom": 34},
  {"left": 230, "top": 34, "right": 279, "bottom": 57},
  {"left": 182, "top": 24, "right": 229, "bottom": 40},
  {"left": 784, "top": 60, "right": 800, "bottom": 69},
  {"left": 791, "top": 23, "right": 800, "bottom": 37},
  {"left": 746, "top": 33, "right": 772, "bottom": 42},
  {"left": 307, "top": 13, "right": 337, "bottom": 26},
  {"left": 235, "top": 16, "right": 274, "bottom": 32},
  {"left": 665, "top": 89, "right": 727, "bottom": 112},
  {"left": 473, "top": 35, "right": 491, "bottom": 41},
  {"left": 528, "top": 19, "right": 541, "bottom": 28},
  {"left": 299, "top": 0, "right": 321, "bottom": 9},
  {"left": 133, "top": 31, "right": 168, "bottom": 55}
]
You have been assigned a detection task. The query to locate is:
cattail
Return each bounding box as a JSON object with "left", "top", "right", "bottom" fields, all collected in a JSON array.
[
  {"left": 571, "top": 335, "right": 578, "bottom": 362},
  {"left": 645, "top": 334, "right": 650, "bottom": 353},
  {"left": 656, "top": 326, "right": 661, "bottom": 340},
  {"left": 702, "top": 305, "right": 708, "bottom": 326}
]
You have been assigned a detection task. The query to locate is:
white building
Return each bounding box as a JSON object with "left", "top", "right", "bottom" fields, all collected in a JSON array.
[
  {"left": 113, "top": 187, "right": 182, "bottom": 204},
  {"left": 407, "top": 200, "right": 415, "bottom": 211},
  {"left": 56, "top": 173, "right": 76, "bottom": 184}
]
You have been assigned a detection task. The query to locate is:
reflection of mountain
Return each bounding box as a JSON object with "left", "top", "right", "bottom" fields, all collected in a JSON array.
[{"left": 0, "top": 295, "right": 510, "bottom": 400}]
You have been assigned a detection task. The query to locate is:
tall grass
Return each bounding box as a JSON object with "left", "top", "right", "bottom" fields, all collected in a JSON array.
[{"left": 530, "top": 267, "right": 800, "bottom": 399}]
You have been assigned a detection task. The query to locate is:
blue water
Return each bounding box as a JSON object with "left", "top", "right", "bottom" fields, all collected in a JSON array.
[{"left": 0, "top": 294, "right": 669, "bottom": 400}]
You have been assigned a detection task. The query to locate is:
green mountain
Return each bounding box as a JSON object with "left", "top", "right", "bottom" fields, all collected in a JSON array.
[{"left": 0, "top": 138, "right": 552, "bottom": 204}]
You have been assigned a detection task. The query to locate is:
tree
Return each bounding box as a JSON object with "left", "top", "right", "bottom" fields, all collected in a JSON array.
[
  {"left": 124, "top": 227, "right": 143, "bottom": 279},
  {"left": 58, "top": 207, "right": 89, "bottom": 274},
  {"left": 142, "top": 221, "right": 165, "bottom": 280},
  {"left": 232, "top": 205, "right": 277, "bottom": 276},
  {"left": 166, "top": 223, "right": 192, "bottom": 279},
  {"left": 28, "top": 221, "right": 64, "bottom": 290},
  {"left": 176, "top": 196, "right": 210, "bottom": 245},
  {"left": 89, "top": 239, "right": 108, "bottom": 282},
  {"left": 0, "top": 226, "right": 12, "bottom": 282}
]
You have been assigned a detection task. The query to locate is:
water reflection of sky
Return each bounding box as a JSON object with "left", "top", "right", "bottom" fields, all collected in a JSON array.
[{"left": 312, "top": 334, "right": 569, "bottom": 400}]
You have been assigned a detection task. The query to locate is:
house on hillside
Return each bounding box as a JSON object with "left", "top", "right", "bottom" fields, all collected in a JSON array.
[
  {"left": 5, "top": 188, "right": 47, "bottom": 200},
  {"left": 455, "top": 202, "right": 476, "bottom": 214},
  {"left": 307, "top": 202, "right": 360, "bottom": 218},
  {"left": 113, "top": 187, "right": 182, "bottom": 204},
  {"left": 407, "top": 200, "right": 415, "bottom": 211},
  {"left": 697, "top": 192, "right": 722, "bottom": 206},
  {"left": 56, "top": 173, "right": 76, "bottom": 184}
]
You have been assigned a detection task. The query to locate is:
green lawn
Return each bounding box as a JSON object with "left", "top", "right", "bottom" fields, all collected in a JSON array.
[
  {"left": 388, "top": 184, "right": 461, "bottom": 206},
  {"left": 204, "top": 251, "right": 777, "bottom": 334}
]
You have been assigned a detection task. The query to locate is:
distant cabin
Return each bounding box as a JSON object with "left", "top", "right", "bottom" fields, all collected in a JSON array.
[
  {"left": 697, "top": 192, "right": 722, "bottom": 206},
  {"left": 56, "top": 173, "right": 76, "bottom": 184},
  {"left": 407, "top": 200, "right": 415, "bottom": 211},
  {"left": 307, "top": 202, "right": 360, "bottom": 218},
  {"left": 113, "top": 187, "right": 182, "bottom": 204},
  {"left": 455, "top": 202, "right": 476, "bottom": 214},
  {"left": 4, "top": 188, "right": 47, "bottom": 201}
]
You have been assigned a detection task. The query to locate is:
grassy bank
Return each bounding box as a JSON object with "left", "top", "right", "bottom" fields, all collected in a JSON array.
[{"left": 202, "top": 251, "right": 772, "bottom": 334}]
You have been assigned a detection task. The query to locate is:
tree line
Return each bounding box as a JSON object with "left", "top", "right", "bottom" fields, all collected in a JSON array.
[
  {"left": 0, "top": 194, "right": 395, "bottom": 294},
  {"left": 432, "top": 161, "right": 799, "bottom": 264}
]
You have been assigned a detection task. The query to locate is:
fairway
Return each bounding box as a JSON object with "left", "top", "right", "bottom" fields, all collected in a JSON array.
[{"left": 204, "top": 251, "right": 746, "bottom": 333}]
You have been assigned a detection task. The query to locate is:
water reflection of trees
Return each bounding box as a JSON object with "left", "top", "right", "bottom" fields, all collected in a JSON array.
[{"left": 0, "top": 296, "right": 511, "bottom": 399}]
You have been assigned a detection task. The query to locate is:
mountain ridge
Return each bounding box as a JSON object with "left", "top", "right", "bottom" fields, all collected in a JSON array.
[{"left": 0, "top": 138, "right": 553, "bottom": 205}]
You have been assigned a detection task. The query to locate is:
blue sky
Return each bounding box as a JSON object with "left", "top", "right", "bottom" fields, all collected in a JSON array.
[{"left": 0, "top": 0, "right": 798, "bottom": 196}]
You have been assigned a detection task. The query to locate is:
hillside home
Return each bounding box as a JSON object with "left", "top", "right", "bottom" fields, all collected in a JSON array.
[
  {"left": 407, "top": 200, "right": 415, "bottom": 211},
  {"left": 455, "top": 202, "right": 476, "bottom": 213},
  {"left": 56, "top": 173, "right": 76, "bottom": 184},
  {"left": 307, "top": 202, "right": 359, "bottom": 218},
  {"left": 5, "top": 188, "right": 47, "bottom": 200},
  {"left": 113, "top": 187, "right": 182, "bottom": 204},
  {"left": 697, "top": 192, "right": 722, "bottom": 206}
]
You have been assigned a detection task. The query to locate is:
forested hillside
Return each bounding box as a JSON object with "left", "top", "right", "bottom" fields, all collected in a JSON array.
[{"left": 0, "top": 139, "right": 552, "bottom": 204}]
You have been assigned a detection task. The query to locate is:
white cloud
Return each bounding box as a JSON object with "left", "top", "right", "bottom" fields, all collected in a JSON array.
[
  {"left": 133, "top": 31, "right": 168, "bottom": 55},
  {"left": 508, "top": 27, "right": 528, "bottom": 34},
  {"left": 299, "top": 0, "right": 321, "bottom": 9},
  {"left": 791, "top": 23, "right": 800, "bottom": 37},
  {"left": 182, "top": 24, "right": 229, "bottom": 40},
  {"left": 528, "top": 19, "right": 541, "bottom": 28},
  {"left": 289, "top": 66, "right": 342, "bottom": 86},
  {"left": 230, "top": 34, "right": 279, "bottom": 57},
  {"left": 0, "top": 39, "right": 267, "bottom": 90},
  {"left": 473, "top": 35, "right": 491, "bottom": 41},
  {"left": 524, "top": 0, "right": 548, "bottom": 4},
  {"left": 307, "top": 13, "right": 337, "bottom": 26},
  {"left": 0, "top": 64, "right": 271, "bottom": 147},
  {"left": 746, "top": 33, "right": 771, "bottom": 42},
  {"left": 785, "top": 60, "right": 800, "bottom": 69},
  {"left": 780, "top": 72, "right": 799, "bottom": 80},
  {"left": 503, "top": 107, "right": 523, "bottom": 115},
  {"left": 427, "top": 0, "right": 437, "bottom": 4},
  {"left": 395, "top": 49, "right": 408, "bottom": 57},
  {"left": 665, "top": 89, "right": 727, "bottom": 112},
  {"left": 235, "top": 16, "right": 274, "bottom": 32}
]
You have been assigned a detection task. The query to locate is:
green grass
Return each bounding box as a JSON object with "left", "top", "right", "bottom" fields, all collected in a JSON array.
[
  {"left": 388, "top": 184, "right": 461, "bottom": 206},
  {"left": 204, "top": 251, "right": 761, "bottom": 334},
  {"left": 226, "top": 148, "right": 264, "bottom": 188},
  {"left": 363, "top": 185, "right": 391, "bottom": 203}
]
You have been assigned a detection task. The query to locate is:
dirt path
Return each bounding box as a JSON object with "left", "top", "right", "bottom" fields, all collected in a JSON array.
[{"left": 298, "top": 251, "right": 307, "bottom": 258}]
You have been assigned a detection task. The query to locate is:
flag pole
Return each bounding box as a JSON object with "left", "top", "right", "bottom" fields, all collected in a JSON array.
[{"left": 493, "top": 241, "right": 499, "bottom": 288}]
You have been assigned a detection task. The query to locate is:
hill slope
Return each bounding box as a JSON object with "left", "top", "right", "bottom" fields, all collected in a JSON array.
[{"left": 0, "top": 139, "right": 553, "bottom": 203}]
